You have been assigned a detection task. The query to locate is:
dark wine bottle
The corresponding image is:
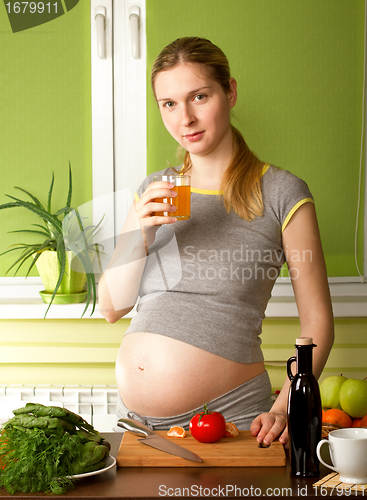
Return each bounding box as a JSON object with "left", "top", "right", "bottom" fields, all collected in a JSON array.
[{"left": 287, "top": 337, "right": 322, "bottom": 477}]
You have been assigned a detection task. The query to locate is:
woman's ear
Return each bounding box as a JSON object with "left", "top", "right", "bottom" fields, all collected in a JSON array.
[{"left": 228, "top": 78, "right": 237, "bottom": 108}]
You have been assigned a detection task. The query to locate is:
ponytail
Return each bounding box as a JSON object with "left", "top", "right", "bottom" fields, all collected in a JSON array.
[{"left": 180, "top": 126, "right": 264, "bottom": 221}]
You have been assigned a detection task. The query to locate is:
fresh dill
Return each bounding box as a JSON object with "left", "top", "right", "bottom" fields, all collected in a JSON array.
[{"left": 0, "top": 404, "right": 110, "bottom": 495}]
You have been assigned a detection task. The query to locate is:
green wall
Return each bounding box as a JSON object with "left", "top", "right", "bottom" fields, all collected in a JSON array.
[
  {"left": 0, "top": 1, "right": 92, "bottom": 277},
  {"left": 146, "top": 0, "right": 365, "bottom": 277}
]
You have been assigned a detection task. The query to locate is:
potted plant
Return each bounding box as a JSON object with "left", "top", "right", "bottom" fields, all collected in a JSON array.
[{"left": 0, "top": 163, "right": 103, "bottom": 317}]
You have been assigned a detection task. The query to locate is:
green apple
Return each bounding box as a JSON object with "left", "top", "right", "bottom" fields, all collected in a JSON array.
[
  {"left": 320, "top": 375, "right": 347, "bottom": 409},
  {"left": 339, "top": 378, "right": 367, "bottom": 418}
]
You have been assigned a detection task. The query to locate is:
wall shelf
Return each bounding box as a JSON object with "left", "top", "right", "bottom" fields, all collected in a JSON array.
[
  {"left": 0, "top": 277, "right": 365, "bottom": 320},
  {"left": 0, "top": 277, "right": 130, "bottom": 320},
  {"left": 266, "top": 279, "right": 367, "bottom": 318}
]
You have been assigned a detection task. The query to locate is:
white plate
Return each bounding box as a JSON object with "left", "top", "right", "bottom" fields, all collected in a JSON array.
[{"left": 70, "top": 455, "right": 116, "bottom": 479}]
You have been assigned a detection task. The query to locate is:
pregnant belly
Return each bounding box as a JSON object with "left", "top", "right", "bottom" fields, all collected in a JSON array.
[{"left": 115, "top": 332, "right": 265, "bottom": 417}]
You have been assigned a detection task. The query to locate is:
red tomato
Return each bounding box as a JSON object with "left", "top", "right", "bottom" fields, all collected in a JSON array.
[{"left": 189, "top": 403, "right": 226, "bottom": 443}]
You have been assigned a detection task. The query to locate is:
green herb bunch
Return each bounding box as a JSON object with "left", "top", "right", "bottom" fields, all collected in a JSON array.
[
  {"left": 0, "top": 403, "right": 110, "bottom": 495},
  {"left": 0, "top": 163, "right": 103, "bottom": 317}
]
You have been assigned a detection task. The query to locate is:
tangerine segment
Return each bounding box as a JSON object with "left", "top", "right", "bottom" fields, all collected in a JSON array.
[
  {"left": 323, "top": 408, "right": 353, "bottom": 428},
  {"left": 167, "top": 426, "right": 186, "bottom": 438},
  {"left": 225, "top": 422, "right": 240, "bottom": 437}
]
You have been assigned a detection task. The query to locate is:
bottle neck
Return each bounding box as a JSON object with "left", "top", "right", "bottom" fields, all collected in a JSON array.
[{"left": 296, "top": 345, "right": 314, "bottom": 374}]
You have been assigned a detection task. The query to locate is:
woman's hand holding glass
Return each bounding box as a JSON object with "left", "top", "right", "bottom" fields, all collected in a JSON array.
[
  {"left": 98, "top": 181, "right": 177, "bottom": 322},
  {"left": 135, "top": 180, "right": 177, "bottom": 250}
]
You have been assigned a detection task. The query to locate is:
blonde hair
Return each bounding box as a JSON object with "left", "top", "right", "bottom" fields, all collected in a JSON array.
[{"left": 151, "top": 37, "right": 264, "bottom": 221}]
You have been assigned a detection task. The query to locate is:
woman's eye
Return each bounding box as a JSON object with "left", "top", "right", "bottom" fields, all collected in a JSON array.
[
  {"left": 163, "top": 101, "right": 175, "bottom": 108},
  {"left": 195, "top": 94, "right": 206, "bottom": 102}
]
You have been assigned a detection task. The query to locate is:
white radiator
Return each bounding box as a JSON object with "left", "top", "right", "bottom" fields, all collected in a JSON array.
[{"left": 0, "top": 385, "right": 118, "bottom": 431}]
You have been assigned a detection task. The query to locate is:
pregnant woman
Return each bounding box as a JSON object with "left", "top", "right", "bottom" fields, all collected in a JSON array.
[{"left": 98, "top": 37, "right": 334, "bottom": 448}]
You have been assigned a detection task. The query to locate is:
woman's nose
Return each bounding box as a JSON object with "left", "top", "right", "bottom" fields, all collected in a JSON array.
[{"left": 180, "top": 105, "right": 195, "bottom": 127}]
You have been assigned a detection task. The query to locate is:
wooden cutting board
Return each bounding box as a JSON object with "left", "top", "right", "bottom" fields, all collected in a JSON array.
[{"left": 116, "top": 431, "right": 286, "bottom": 467}]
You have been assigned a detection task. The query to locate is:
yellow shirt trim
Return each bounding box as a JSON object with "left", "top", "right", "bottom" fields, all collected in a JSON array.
[
  {"left": 191, "top": 187, "right": 221, "bottom": 195},
  {"left": 190, "top": 164, "right": 270, "bottom": 195},
  {"left": 135, "top": 163, "right": 271, "bottom": 199},
  {"left": 282, "top": 198, "right": 314, "bottom": 232},
  {"left": 262, "top": 163, "right": 270, "bottom": 176}
]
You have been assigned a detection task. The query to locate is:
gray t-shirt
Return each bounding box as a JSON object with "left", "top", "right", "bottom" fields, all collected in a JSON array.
[{"left": 125, "top": 165, "right": 314, "bottom": 364}]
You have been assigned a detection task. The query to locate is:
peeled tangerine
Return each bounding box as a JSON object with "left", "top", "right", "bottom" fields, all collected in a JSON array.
[
  {"left": 224, "top": 422, "right": 240, "bottom": 437},
  {"left": 167, "top": 426, "right": 186, "bottom": 438}
]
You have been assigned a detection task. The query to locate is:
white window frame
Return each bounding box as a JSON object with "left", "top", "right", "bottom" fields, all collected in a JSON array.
[
  {"left": 0, "top": 0, "right": 365, "bottom": 319},
  {"left": 91, "top": 0, "right": 146, "bottom": 264}
]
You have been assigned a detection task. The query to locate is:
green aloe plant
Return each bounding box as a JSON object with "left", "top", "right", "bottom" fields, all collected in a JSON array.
[{"left": 0, "top": 163, "right": 103, "bottom": 317}]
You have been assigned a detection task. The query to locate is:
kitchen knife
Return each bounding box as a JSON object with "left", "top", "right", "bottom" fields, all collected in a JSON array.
[{"left": 117, "top": 418, "right": 203, "bottom": 463}]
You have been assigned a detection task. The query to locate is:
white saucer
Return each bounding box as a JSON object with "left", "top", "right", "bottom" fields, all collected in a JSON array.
[{"left": 70, "top": 455, "right": 116, "bottom": 479}]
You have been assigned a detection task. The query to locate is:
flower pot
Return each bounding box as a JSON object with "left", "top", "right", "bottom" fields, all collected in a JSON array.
[{"left": 36, "top": 250, "right": 87, "bottom": 304}]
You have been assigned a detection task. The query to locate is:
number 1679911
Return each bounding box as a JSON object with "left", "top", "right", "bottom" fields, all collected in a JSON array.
[
  {"left": 313, "top": 485, "right": 365, "bottom": 496},
  {"left": 5, "top": 2, "right": 58, "bottom": 14}
]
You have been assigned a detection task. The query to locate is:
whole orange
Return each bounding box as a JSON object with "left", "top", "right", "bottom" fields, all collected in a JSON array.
[
  {"left": 322, "top": 408, "right": 353, "bottom": 428},
  {"left": 352, "top": 418, "right": 362, "bottom": 428},
  {"left": 360, "top": 415, "right": 367, "bottom": 428}
]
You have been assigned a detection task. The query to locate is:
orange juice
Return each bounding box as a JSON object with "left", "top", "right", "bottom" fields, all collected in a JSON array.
[
  {"left": 172, "top": 185, "right": 190, "bottom": 219},
  {"left": 154, "top": 175, "right": 191, "bottom": 220},
  {"left": 155, "top": 199, "right": 165, "bottom": 217}
]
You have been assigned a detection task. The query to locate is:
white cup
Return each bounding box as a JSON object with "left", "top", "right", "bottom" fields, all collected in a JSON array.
[{"left": 316, "top": 428, "right": 367, "bottom": 484}]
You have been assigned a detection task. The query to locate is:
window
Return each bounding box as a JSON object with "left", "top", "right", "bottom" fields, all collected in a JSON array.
[{"left": 2, "top": 0, "right": 365, "bottom": 319}]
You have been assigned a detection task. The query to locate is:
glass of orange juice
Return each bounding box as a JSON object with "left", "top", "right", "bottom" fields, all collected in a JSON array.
[{"left": 153, "top": 175, "right": 191, "bottom": 220}]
